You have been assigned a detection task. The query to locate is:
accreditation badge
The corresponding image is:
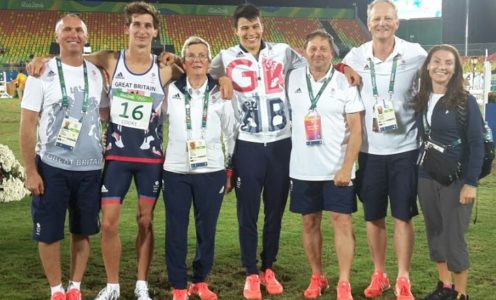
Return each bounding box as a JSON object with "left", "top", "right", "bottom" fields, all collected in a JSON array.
[
  {"left": 304, "top": 110, "right": 322, "bottom": 145},
  {"left": 55, "top": 117, "right": 82, "bottom": 151},
  {"left": 187, "top": 139, "right": 208, "bottom": 169},
  {"left": 111, "top": 90, "right": 153, "bottom": 130},
  {"left": 373, "top": 99, "right": 398, "bottom": 133}
]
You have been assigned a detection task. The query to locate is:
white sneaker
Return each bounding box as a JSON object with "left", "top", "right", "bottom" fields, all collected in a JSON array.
[
  {"left": 95, "top": 287, "right": 119, "bottom": 300},
  {"left": 134, "top": 286, "right": 152, "bottom": 300}
]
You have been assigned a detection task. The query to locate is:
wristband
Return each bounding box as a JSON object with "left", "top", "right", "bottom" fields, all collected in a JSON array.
[{"left": 335, "top": 63, "right": 347, "bottom": 73}]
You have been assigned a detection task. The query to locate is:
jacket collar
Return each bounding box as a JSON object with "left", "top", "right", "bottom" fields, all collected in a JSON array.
[{"left": 173, "top": 73, "right": 217, "bottom": 95}]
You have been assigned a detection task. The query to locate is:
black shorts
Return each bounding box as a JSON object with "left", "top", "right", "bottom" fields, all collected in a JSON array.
[
  {"left": 101, "top": 160, "right": 162, "bottom": 205},
  {"left": 355, "top": 150, "right": 419, "bottom": 221},
  {"left": 290, "top": 179, "right": 357, "bottom": 215},
  {"left": 32, "top": 158, "right": 101, "bottom": 243}
]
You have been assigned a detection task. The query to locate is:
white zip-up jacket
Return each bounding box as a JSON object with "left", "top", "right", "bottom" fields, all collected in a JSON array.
[
  {"left": 163, "top": 74, "right": 237, "bottom": 174},
  {"left": 210, "top": 41, "right": 305, "bottom": 144}
]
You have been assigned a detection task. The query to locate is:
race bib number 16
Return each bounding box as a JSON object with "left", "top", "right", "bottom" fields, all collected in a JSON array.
[{"left": 111, "top": 90, "right": 153, "bottom": 130}]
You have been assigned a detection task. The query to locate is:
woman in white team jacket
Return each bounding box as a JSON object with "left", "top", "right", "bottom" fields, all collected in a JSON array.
[{"left": 162, "top": 36, "right": 237, "bottom": 300}]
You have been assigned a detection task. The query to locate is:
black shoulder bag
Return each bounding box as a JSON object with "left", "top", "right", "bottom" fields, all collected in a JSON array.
[{"left": 418, "top": 109, "right": 462, "bottom": 185}]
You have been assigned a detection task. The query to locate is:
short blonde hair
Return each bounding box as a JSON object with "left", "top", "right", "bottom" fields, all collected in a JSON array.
[
  {"left": 367, "top": 0, "right": 398, "bottom": 22},
  {"left": 181, "top": 36, "right": 212, "bottom": 61}
]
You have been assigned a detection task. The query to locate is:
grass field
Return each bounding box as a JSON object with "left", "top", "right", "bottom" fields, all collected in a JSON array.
[{"left": 1, "top": 98, "right": 495, "bottom": 299}]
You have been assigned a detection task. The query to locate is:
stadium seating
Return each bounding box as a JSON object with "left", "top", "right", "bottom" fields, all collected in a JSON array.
[
  {"left": 329, "top": 18, "right": 369, "bottom": 49},
  {"left": 80, "top": 12, "right": 127, "bottom": 52},
  {"left": 262, "top": 17, "right": 323, "bottom": 53},
  {"left": 162, "top": 15, "right": 237, "bottom": 56},
  {"left": 0, "top": 10, "right": 58, "bottom": 64},
  {"left": 0, "top": 10, "right": 368, "bottom": 65}
]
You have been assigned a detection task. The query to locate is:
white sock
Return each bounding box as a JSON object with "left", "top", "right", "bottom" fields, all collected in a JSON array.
[
  {"left": 107, "top": 283, "right": 120, "bottom": 295},
  {"left": 136, "top": 280, "right": 148, "bottom": 290},
  {"left": 68, "top": 281, "right": 81, "bottom": 291},
  {"left": 50, "top": 284, "right": 65, "bottom": 295}
]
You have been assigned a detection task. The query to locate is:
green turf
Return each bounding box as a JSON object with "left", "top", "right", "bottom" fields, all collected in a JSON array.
[{"left": 1, "top": 98, "right": 495, "bottom": 299}]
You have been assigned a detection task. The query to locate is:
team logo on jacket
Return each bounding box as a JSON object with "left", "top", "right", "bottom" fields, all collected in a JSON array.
[
  {"left": 115, "top": 72, "right": 125, "bottom": 80},
  {"left": 47, "top": 70, "right": 56, "bottom": 82},
  {"left": 262, "top": 58, "right": 284, "bottom": 93}
]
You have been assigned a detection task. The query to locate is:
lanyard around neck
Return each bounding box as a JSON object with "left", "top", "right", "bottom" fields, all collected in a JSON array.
[
  {"left": 184, "top": 89, "right": 210, "bottom": 136},
  {"left": 56, "top": 57, "right": 89, "bottom": 115},
  {"left": 368, "top": 55, "right": 399, "bottom": 100},
  {"left": 306, "top": 68, "right": 335, "bottom": 110}
]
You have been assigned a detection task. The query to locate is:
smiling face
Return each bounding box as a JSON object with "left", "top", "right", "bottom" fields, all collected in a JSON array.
[
  {"left": 183, "top": 43, "right": 210, "bottom": 78},
  {"left": 427, "top": 49, "right": 456, "bottom": 89},
  {"left": 55, "top": 15, "right": 87, "bottom": 55},
  {"left": 235, "top": 17, "right": 263, "bottom": 55},
  {"left": 305, "top": 36, "right": 334, "bottom": 73},
  {"left": 126, "top": 13, "right": 158, "bottom": 49},
  {"left": 368, "top": 2, "right": 399, "bottom": 43}
]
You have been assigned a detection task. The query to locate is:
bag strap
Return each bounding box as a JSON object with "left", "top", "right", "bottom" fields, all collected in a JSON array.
[
  {"left": 454, "top": 98, "right": 468, "bottom": 147},
  {"left": 456, "top": 96, "right": 489, "bottom": 146},
  {"left": 421, "top": 110, "right": 430, "bottom": 142}
]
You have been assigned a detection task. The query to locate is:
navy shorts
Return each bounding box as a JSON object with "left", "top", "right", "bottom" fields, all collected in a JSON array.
[
  {"left": 32, "top": 157, "right": 101, "bottom": 243},
  {"left": 101, "top": 160, "right": 162, "bottom": 205},
  {"left": 355, "top": 150, "right": 419, "bottom": 221},
  {"left": 290, "top": 179, "right": 357, "bottom": 215}
]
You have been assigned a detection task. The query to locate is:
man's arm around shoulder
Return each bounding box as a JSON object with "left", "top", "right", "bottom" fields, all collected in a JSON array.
[{"left": 85, "top": 50, "right": 119, "bottom": 78}]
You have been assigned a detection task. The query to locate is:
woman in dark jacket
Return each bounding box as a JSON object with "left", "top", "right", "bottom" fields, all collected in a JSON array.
[{"left": 414, "top": 44, "right": 484, "bottom": 300}]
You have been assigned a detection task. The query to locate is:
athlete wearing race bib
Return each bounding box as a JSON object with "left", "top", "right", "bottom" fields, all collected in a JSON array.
[
  {"left": 104, "top": 49, "right": 165, "bottom": 163},
  {"left": 89, "top": 3, "right": 173, "bottom": 299}
]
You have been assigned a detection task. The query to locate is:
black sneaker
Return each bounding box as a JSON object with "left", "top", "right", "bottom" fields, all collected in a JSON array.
[{"left": 423, "top": 281, "right": 455, "bottom": 300}]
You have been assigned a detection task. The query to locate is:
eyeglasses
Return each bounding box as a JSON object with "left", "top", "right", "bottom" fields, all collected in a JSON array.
[{"left": 184, "top": 54, "right": 209, "bottom": 62}]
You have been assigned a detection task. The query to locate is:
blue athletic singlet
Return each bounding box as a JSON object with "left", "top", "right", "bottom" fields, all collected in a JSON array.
[{"left": 105, "top": 50, "right": 166, "bottom": 163}]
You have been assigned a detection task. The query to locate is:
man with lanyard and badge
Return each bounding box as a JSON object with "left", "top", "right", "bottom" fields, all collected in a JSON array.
[
  {"left": 209, "top": 4, "right": 360, "bottom": 300},
  {"left": 343, "top": 1, "right": 427, "bottom": 299},
  {"left": 162, "top": 36, "right": 237, "bottom": 300},
  {"left": 20, "top": 14, "right": 109, "bottom": 300},
  {"left": 287, "top": 30, "right": 364, "bottom": 300}
]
